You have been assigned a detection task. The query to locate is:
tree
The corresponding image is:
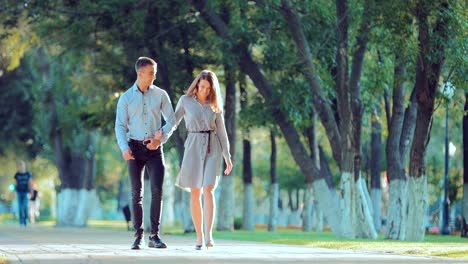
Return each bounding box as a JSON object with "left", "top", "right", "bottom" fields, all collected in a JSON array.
[
  {"left": 268, "top": 130, "right": 278, "bottom": 231},
  {"left": 463, "top": 92, "right": 468, "bottom": 237},
  {"left": 192, "top": 0, "right": 379, "bottom": 238},
  {"left": 370, "top": 104, "right": 383, "bottom": 233},
  {"left": 240, "top": 74, "right": 255, "bottom": 231},
  {"left": 405, "top": 0, "right": 454, "bottom": 240}
]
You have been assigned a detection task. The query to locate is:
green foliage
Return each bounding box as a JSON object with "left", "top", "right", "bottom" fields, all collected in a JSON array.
[
  {"left": 248, "top": 129, "right": 304, "bottom": 192},
  {"left": 0, "top": 0, "right": 466, "bottom": 219},
  {"left": 0, "top": 9, "right": 36, "bottom": 72},
  {"left": 0, "top": 57, "right": 43, "bottom": 157}
]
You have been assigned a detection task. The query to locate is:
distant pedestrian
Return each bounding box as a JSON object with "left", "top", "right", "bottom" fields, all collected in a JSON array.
[
  {"left": 29, "top": 181, "right": 40, "bottom": 224},
  {"left": 14, "top": 161, "right": 32, "bottom": 227}
]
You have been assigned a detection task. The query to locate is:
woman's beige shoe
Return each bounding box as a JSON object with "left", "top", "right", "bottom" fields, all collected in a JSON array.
[{"left": 205, "top": 240, "right": 214, "bottom": 249}]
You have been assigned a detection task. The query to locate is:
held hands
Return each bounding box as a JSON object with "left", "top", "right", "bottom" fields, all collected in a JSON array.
[
  {"left": 144, "top": 129, "right": 163, "bottom": 150},
  {"left": 154, "top": 129, "right": 163, "bottom": 140},
  {"left": 145, "top": 138, "right": 161, "bottom": 150},
  {"left": 224, "top": 157, "right": 233, "bottom": 175}
]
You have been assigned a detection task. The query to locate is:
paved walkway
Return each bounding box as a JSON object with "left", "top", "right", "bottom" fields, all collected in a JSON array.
[{"left": 0, "top": 224, "right": 466, "bottom": 264}]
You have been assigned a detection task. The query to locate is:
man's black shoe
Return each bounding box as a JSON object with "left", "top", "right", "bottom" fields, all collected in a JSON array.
[
  {"left": 131, "top": 236, "right": 144, "bottom": 250},
  {"left": 148, "top": 236, "right": 167, "bottom": 249}
]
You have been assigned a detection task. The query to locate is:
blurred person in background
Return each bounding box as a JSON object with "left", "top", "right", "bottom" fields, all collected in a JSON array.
[
  {"left": 14, "top": 160, "right": 32, "bottom": 227},
  {"left": 29, "top": 181, "right": 40, "bottom": 224}
]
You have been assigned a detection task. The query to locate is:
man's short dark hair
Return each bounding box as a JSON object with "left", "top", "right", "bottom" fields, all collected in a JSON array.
[{"left": 135, "top": 57, "right": 157, "bottom": 73}]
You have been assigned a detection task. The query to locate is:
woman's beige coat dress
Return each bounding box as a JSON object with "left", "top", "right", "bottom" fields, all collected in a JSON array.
[{"left": 174, "top": 95, "right": 230, "bottom": 190}]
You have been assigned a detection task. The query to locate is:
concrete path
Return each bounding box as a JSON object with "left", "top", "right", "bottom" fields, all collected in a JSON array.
[{"left": 0, "top": 224, "right": 466, "bottom": 264}]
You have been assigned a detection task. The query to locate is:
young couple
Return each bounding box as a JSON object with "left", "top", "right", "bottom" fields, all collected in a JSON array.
[{"left": 115, "top": 57, "right": 233, "bottom": 250}]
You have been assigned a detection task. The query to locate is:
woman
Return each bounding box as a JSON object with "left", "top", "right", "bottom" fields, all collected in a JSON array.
[
  {"left": 29, "top": 181, "right": 40, "bottom": 224},
  {"left": 174, "top": 70, "right": 233, "bottom": 250}
]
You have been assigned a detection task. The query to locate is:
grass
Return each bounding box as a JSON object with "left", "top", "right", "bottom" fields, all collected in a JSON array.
[
  {"left": 174, "top": 228, "right": 468, "bottom": 259},
  {"left": 0, "top": 214, "right": 15, "bottom": 223}
]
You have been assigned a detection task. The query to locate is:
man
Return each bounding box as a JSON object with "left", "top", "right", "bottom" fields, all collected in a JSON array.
[
  {"left": 14, "top": 161, "right": 32, "bottom": 227},
  {"left": 115, "top": 57, "right": 176, "bottom": 250}
]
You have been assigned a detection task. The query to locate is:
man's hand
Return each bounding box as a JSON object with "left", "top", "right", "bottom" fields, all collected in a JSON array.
[
  {"left": 146, "top": 138, "right": 161, "bottom": 150},
  {"left": 123, "top": 149, "right": 135, "bottom": 160}
]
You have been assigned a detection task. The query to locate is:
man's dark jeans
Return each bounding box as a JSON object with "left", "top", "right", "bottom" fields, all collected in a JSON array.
[
  {"left": 128, "top": 140, "right": 165, "bottom": 238},
  {"left": 17, "top": 191, "right": 28, "bottom": 226}
]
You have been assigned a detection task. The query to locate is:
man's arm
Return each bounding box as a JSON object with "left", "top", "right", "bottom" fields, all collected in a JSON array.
[{"left": 115, "top": 94, "right": 130, "bottom": 152}]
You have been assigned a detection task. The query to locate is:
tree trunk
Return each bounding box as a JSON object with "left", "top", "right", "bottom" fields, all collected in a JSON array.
[
  {"left": 406, "top": 0, "right": 449, "bottom": 241},
  {"left": 303, "top": 111, "right": 319, "bottom": 232},
  {"left": 313, "top": 178, "right": 342, "bottom": 235},
  {"left": 406, "top": 100, "right": 431, "bottom": 241},
  {"left": 268, "top": 130, "right": 278, "bottom": 231},
  {"left": 385, "top": 60, "right": 408, "bottom": 240},
  {"left": 313, "top": 199, "right": 323, "bottom": 232},
  {"left": 182, "top": 191, "right": 195, "bottom": 233},
  {"left": 243, "top": 183, "right": 254, "bottom": 230},
  {"left": 242, "top": 132, "right": 254, "bottom": 230},
  {"left": 241, "top": 78, "right": 254, "bottom": 230},
  {"left": 355, "top": 175, "right": 377, "bottom": 238},
  {"left": 347, "top": 0, "right": 376, "bottom": 239},
  {"left": 162, "top": 167, "right": 175, "bottom": 226},
  {"left": 463, "top": 92, "right": 468, "bottom": 237},
  {"left": 385, "top": 56, "right": 418, "bottom": 239},
  {"left": 217, "top": 64, "right": 236, "bottom": 231},
  {"left": 370, "top": 104, "right": 382, "bottom": 233},
  {"left": 303, "top": 183, "right": 313, "bottom": 232},
  {"left": 55, "top": 132, "right": 98, "bottom": 227},
  {"left": 404, "top": 176, "right": 427, "bottom": 240},
  {"left": 386, "top": 179, "right": 407, "bottom": 239}
]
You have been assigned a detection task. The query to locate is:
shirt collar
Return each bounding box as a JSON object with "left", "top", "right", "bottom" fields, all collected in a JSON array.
[{"left": 132, "top": 83, "right": 155, "bottom": 93}]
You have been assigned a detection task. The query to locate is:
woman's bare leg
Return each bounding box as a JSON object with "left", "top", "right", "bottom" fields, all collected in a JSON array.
[
  {"left": 190, "top": 188, "right": 203, "bottom": 245},
  {"left": 203, "top": 185, "right": 215, "bottom": 244}
]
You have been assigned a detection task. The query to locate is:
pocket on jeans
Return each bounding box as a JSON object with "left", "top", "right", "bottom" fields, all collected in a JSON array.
[{"left": 130, "top": 145, "right": 144, "bottom": 158}]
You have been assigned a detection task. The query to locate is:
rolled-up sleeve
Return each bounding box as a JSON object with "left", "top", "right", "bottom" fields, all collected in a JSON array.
[
  {"left": 115, "top": 95, "right": 129, "bottom": 152},
  {"left": 215, "top": 111, "right": 230, "bottom": 160},
  {"left": 160, "top": 91, "right": 176, "bottom": 144}
]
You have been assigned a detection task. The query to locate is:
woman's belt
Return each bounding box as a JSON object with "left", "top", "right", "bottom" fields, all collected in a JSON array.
[{"left": 189, "top": 130, "right": 214, "bottom": 154}]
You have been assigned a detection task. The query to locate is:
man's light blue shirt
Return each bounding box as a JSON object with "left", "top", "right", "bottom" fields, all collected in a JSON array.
[{"left": 115, "top": 83, "right": 176, "bottom": 152}]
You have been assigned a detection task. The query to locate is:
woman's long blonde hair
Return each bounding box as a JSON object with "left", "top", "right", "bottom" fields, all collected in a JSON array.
[{"left": 186, "top": 70, "right": 223, "bottom": 113}]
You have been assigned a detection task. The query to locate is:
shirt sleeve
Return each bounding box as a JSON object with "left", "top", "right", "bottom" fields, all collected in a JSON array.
[
  {"left": 115, "top": 94, "right": 129, "bottom": 152},
  {"left": 215, "top": 111, "right": 231, "bottom": 160},
  {"left": 160, "top": 91, "right": 176, "bottom": 144},
  {"left": 174, "top": 96, "right": 186, "bottom": 127}
]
